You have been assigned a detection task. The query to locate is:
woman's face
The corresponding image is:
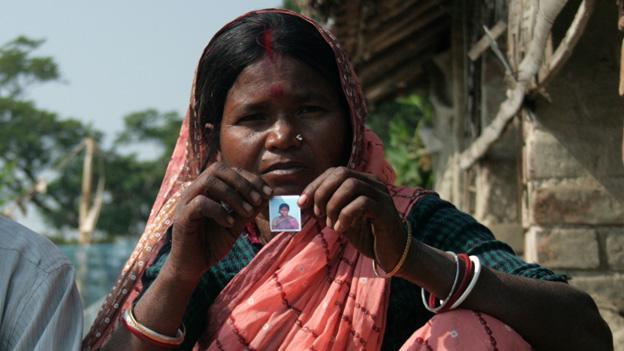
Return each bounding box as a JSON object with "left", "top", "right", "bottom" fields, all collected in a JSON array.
[{"left": 219, "top": 55, "right": 350, "bottom": 195}]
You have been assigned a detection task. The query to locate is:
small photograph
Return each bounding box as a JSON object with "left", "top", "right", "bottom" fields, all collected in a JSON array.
[{"left": 269, "top": 195, "right": 302, "bottom": 232}]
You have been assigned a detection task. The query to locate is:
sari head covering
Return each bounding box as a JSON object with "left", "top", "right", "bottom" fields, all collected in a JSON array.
[{"left": 83, "top": 9, "right": 431, "bottom": 351}]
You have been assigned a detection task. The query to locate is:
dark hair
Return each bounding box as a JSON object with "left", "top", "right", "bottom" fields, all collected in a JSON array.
[
  {"left": 279, "top": 203, "right": 289, "bottom": 211},
  {"left": 195, "top": 12, "right": 346, "bottom": 153}
]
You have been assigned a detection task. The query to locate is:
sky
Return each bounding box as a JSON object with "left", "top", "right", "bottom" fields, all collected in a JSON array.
[
  {"left": 1, "top": 0, "right": 280, "bottom": 231},
  {"left": 1, "top": 0, "right": 280, "bottom": 141}
]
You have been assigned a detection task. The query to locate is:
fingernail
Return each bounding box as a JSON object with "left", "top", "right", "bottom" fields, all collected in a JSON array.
[
  {"left": 334, "top": 219, "right": 342, "bottom": 232},
  {"left": 227, "top": 216, "right": 234, "bottom": 225},
  {"left": 243, "top": 202, "right": 253, "bottom": 213},
  {"left": 298, "top": 194, "right": 308, "bottom": 207},
  {"left": 262, "top": 185, "right": 272, "bottom": 196},
  {"left": 250, "top": 191, "right": 261, "bottom": 204},
  {"left": 326, "top": 217, "right": 332, "bottom": 228},
  {"left": 314, "top": 205, "right": 321, "bottom": 217}
]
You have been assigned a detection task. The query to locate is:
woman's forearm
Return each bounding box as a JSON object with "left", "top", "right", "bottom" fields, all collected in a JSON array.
[
  {"left": 398, "top": 241, "right": 613, "bottom": 350},
  {"left": 468, "top": 268, "right": 612, "bottom": 350},
  {"left": 102, "top": 260, "right": 201, "bottom": 351}
]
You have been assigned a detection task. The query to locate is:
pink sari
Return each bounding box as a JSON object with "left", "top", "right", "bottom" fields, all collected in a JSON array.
[{"left": 83, "top": 9, "right": 531, "bottom": 351}]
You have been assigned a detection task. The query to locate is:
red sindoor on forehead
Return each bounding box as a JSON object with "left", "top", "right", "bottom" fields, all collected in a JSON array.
[
  {"left": 262, "top": 28, "right": 283, "bottom": 99},
  {"left": 270, "top": 84, "right": 284, "bottom": 98},
  {"left": 263, "top": 28, "right": 274, "bottom": 61}
]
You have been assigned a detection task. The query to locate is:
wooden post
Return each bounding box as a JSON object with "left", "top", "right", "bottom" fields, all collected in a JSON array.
[
  {"left": 451, "top": 0, "right": 467, "bottom": 209},
  {"left": 79, "top": 137, "right": 105, "bottom": 244},
  {"left": 79, "top": 137, "right": 95, "bottom": 244},
  {"left": 620, "top": 38, "right": 624, "bottom": 96},
  {"left": 619, "top": 0, "right": 624, "bottom": 164}
]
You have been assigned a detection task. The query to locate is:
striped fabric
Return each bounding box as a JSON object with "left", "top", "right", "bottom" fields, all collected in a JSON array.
[
  {"left": 0, "top": 217, "right": 83, "bottom": 351},
  {"left": 142, "top": 195, "right": 566, "bottom": 350}
]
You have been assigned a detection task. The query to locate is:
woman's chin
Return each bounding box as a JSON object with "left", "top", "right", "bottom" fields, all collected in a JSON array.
[
  {"left": 269, "top": 183, "right": 306, "bottom": 196},
  {"left": 263, "top": 174, "right": 313, "bottom": 196}
]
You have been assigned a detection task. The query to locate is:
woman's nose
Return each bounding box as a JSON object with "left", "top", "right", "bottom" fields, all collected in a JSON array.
[{"left": 265, "top": 119, "right": 299, "bottom": 150}]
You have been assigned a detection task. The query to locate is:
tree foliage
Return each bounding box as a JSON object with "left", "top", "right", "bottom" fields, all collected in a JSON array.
[
  {"left": 0, "top": 36, "right": 181, "bottom": 238},
  {"left": 282, "top": 0, "right": 303, "bottom": 13},
  {"left": 42, "top": 109, "right": 181, "bottom": 238},
  {"left": 368, "top": 94, "right": 434, "bottom": 189},
  {"left": 0, "top": 161, "right": 16, "bottom": 208},
  {"left": 0, "top": 36, "right": 59, "bottom": 98},
  {"left": 101, "top": 109, "right": 182, "bottom": 236},
  {"left": 0, "top": 37, "right": 96, "bottom": 229}
]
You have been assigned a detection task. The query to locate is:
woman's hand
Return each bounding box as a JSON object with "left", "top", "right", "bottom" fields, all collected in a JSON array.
[
  {"left": 298, "top": 166, "right": 407, "bottom": 272},
  {"left": 170, "top": 162, "right": 271, "bottom": 281}
]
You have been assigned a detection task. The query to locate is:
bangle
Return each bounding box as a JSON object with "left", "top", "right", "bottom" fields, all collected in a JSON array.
[
  {"left": 450, "top": 255, "right": 482, "bottom": 309},
  {"left": 372, "top": 221, "right": 413, "bottom": 278},
  {"left": 421, "top": 251, "right": 460, "bottom": 313},
  {"left": 442, "top": 253, "right": 472, "bottom": 311},
  {"left": 122, "top": 307, "right": 185, "bottom": 348}
]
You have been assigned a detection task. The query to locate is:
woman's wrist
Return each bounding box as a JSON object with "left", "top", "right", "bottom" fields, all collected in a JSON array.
[
  {"left": 127, "top": 259, "right": 200, "bottom": 346},
  {"left": 370, "top": 219, "right": 407, "bottom": 272},
  {"left": 372, "top": 220, "right": 412, "bottom": 277},
  {"left": 394, "top": 236, "right": 421, "bottom": 281},
  {"left": 161, "top": 257, "right": 205, "bottom": 288},
  {"left": 395, "top": 240, "right": 458, "bottom": 299}
]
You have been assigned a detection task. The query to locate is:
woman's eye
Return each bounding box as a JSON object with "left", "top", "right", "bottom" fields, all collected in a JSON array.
[
  {"left": 237, "top": 113, "right": 265, "bottom": 123},
  {"left": 297, "top": 106, "right": 324, "bottom": 115}
]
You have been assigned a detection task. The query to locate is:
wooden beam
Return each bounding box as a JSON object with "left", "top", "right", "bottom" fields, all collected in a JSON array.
[
  {"left": 450, "top": 0, "right": 467, "bottom": 207},
  {"left": 79, "top": 138, "right": 95, "bottom": 244},
  {"left": 538, "top": 0, "right": 596, "bottom": 89},
  {"left": 620, "top": 38, "right": 624, "bottom": 96},
  {"left": 467, "top": 21, "right": 507, "bottom": 61},
  {"left": 618, "top": 0, "right": 624, "bottom": 31},
  {"left": 364, "top": 60, "right": 426, "bottom": 104},
  {"left": 458, "top": 0, "right": 570, "bottom": 171},
  {"left": 359, "top": 19, "right": 449, "bottom": 88},
  {"left": 365, "top": 1, "right": 447, "bottom": 59}
]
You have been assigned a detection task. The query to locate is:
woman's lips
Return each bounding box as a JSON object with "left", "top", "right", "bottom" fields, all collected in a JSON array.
[
  {"left": 261, "top": 161, "right": 307, "bottom": 179},
  {"left": 264, "top": 166, "right": 305, "bottom": 176}
]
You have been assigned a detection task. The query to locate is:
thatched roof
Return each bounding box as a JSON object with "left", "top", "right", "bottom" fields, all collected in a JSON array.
[{"left": 301, "top": 0, "right": 452, "bottom": 104}]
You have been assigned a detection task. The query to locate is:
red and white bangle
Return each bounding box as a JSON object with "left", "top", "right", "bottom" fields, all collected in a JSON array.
[
  {"left": 421, "top": 254, "right": 482, "bottom": 313},
  {"left": 451, "top": 255, "right": 482, "bottom": 309},
  {"left": 445, "top": 253, "right": 473, "bottom": 309},
  {"left": 122, "top": 307, "right": 185, "bottom": 348},
  {"left": 421, "top": 252, "right": 460, "bottom": 313}
]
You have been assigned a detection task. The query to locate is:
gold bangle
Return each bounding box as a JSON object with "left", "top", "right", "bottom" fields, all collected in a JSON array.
[{"left": 372, "top": 221, "right": 413, "bottom": 278}]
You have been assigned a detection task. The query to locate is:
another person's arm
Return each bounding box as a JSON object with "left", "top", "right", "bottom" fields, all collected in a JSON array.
[{"left": 4, "top": 260, "right": 83, "bottom": 351}]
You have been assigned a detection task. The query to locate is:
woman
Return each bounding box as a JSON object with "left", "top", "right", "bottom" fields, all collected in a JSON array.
[
  {"left": 271, "top": 203, "right": 299, "bottom": 231},
  {"left": 84, "top": 9, "right": 611, "bottom": 351}
]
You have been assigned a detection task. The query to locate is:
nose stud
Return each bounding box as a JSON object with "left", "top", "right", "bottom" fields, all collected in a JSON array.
[{"left": 295, "top": 134, "right": 303, "bottom": 142}]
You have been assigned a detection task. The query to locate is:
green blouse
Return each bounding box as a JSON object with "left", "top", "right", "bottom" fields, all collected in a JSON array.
[{"left": 142, "top": 195, "right": 566, "bottom": 350}]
